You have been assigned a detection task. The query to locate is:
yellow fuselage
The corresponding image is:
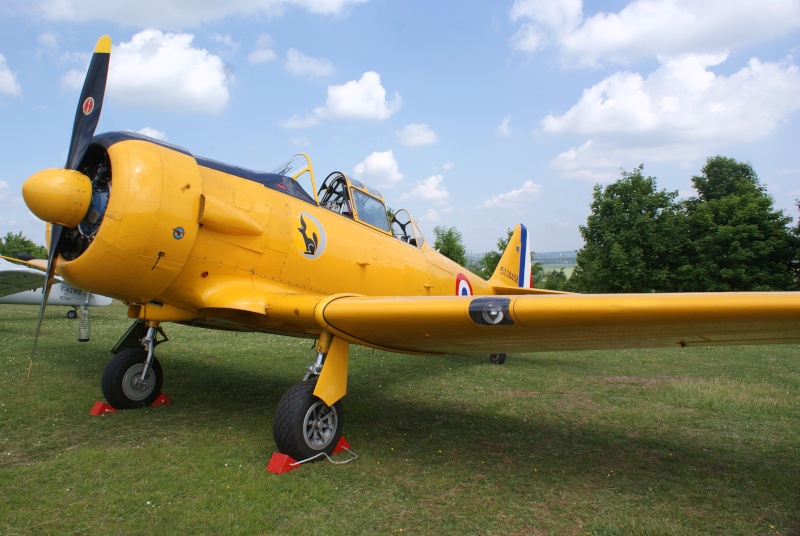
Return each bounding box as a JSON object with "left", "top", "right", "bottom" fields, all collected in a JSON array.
[{"left": 57, "top": 134, "right": 495, "bottom": 337}]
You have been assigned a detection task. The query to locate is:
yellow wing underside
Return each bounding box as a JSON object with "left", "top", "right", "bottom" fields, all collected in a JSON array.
[
  {"left": 204, "top": 290, "right": 800, "bottom": 355},
  {"left": 316, "top": 292, "right": 800, "bottom": 354}
]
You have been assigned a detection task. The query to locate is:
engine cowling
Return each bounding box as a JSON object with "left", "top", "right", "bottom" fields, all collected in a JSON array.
[{"left": 57, "top": 133, "right": 202, "bottom": 303}]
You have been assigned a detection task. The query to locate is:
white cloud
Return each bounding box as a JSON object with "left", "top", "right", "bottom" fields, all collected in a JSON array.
[
  {"left": 397, "top": 123, "right": 437, "bottom": 146},
  {"left": 400, "top": 175, "right": 449, "bottom": 204},
  {"left": 0, "top": 179, "right": 23, "bottom": 207},
  {"left": 63, "top": 30, "right": 232, "bottom": 114},
  {"left": 249, "top": 34, "right": 277, "bottom": 64},
  {"left": 495, "top": 115, "right": 513, "bottom": 137},
  {"left": 549, "top": 140, "right": 632, "bottom": 182},
  {"left": 440, "top": 162, "right": 455, "bottom": 171},
  {"left": 352, "top": 150, "right": 403, "bottom": 187},
  {"left": 285, "top": 49, "right": 335, "bottom": 77},
  {"left": 281, "top": 71, "right": 401, "bottom": 127},
  {"left": 511, "top": 0, "right": 800, "bottom": 66},
  {"left": 510, "top": 0, "right": 582, "bottom": 53},
  {"left": 31, "top": 0, "right": 367, "bottom": 28},
  {"left": 416, "top": 208, "right": 450, "bottom": 227},
  {"left": 318, "top": 71, "right": 401, "bottom": 120},
  {"left": 37, "top": 32, "right": 59, "bottom": 51},
  {"left": 542, "top": 53, "right": 800, "bottom": 178},
  {"left": 210, "top": 33, "right": 239, "bottom": 55},
  {"left": 480, "top": 180, "right": 542, "bottom": 208},
  {"left": 0, "top": 54, "right": 21, "bottom": 97},
  {"left": 136, "top": 127, "right": 167, "bottom": 140}
]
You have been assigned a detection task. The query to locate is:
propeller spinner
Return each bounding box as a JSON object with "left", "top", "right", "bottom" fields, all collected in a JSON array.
[{"left": 22, "top": 35, "right": 111, "bottom": 369}]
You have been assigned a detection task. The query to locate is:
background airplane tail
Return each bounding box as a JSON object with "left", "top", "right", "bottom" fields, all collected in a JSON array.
[{"left": 488, "top": 224, "right": 532, "bottom": 290}]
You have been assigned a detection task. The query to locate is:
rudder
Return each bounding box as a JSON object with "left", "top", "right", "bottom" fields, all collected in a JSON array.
[{"left": 488, "top": 224, "right": 532, "bottom": 289}]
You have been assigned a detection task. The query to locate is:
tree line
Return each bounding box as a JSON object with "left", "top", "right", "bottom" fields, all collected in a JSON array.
[{"left": 435, "top": 156, "right": 799, "bottom": 292}]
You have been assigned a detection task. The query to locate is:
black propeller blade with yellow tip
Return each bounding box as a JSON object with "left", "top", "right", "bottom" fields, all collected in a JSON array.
[{"left": 23, "top": 35, "right": 111, "bottom": 372}]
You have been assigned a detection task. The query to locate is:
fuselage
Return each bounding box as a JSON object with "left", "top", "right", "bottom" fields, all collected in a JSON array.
[{"left": 52, "top": 132, "right": 497, "bottom": 336}]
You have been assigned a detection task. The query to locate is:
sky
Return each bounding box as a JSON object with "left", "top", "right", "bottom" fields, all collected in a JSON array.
[{"left": 1, "top": 0, "right": 799, "bottom": 255}]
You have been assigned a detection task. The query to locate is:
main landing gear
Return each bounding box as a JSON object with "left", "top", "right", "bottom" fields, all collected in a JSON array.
[
  {"left": 273, "top": 335, "right": 345, "bottom": 460},
  {"left": 489, "top": 353, "right": 507, "bottom": 365},
  {"left": 102, "top": 322, "right": 166, "bottom": 409},
  {"left": 101, "top": 322, "right": 347, "bottom": 461}
]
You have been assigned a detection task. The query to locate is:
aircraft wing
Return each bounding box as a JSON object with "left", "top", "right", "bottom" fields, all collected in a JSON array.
[
  {"left": 313, "top": 292, "right": 800, "bottom": 355},
  {"left": 0, "top": 258, "right": 47, "bottom": 298}
]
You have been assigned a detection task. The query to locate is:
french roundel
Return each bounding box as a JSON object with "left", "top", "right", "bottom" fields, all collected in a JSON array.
[{"left": 455, "top": 273, "right": 473, "bottom": 296}]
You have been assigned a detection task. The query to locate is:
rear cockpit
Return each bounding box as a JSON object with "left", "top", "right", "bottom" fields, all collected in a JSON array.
[{"left": 317, "top": 171, "right": 392, "bottom": 233}]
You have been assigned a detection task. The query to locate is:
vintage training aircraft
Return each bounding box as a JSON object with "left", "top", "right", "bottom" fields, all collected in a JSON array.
[
  {"left": 1, "top": 256, "right": 111, "bottom": 334},
  {"left": 20, "top": 36, "right": 800, "bottom": 461}
]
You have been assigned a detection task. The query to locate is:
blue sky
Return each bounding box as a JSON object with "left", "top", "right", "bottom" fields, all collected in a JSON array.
[{"left": 1, "top": 0, "right": 799, "bottom": 254}]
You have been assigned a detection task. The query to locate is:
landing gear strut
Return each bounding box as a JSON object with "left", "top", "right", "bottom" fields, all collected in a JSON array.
[
  {"left": 489, "top": 353, "right": 507, "bottom": 364},
  {"left": 101, "top": 322, "right": 166, "bottom": 409},
  {"left": 273, "top": 333, "right": 345, "bottom": 460}
]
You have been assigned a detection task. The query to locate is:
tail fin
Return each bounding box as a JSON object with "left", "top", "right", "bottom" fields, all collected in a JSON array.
[{"left": 488, "top": 224, "right": 532, "bottom": 289}]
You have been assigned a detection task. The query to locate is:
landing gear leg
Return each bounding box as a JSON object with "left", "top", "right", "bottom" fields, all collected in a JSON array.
[
  {"left": 101, "top": 322, "right": 167, "bottom": 409},
  {"left": 273, "top": 332, "right": 346, "bottom": 460},
  {"left": 489, "top": 353, "right": 507, "bottom": 365}
]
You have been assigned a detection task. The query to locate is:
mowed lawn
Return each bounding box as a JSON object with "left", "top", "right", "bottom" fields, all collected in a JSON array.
[{"left": 1, "top": 302, "right": 798, "bottom": 535}]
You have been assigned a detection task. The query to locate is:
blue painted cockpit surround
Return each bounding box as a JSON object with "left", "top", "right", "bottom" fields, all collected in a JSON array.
[{"left": 90, "top": 131, "right": 316, "bottom": 205}]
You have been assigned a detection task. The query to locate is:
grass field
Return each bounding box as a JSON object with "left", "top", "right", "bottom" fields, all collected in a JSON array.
[{"left": 1, "top": 302, "right": 798, "bottom": 535}]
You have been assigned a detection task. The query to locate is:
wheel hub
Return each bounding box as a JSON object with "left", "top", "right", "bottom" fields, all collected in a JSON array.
[
  {"left": 303, "top": 401, "right": 338, "bottom": 451},
  {"left": 121, "top": 364, "right": 155, "bottom": 401}
]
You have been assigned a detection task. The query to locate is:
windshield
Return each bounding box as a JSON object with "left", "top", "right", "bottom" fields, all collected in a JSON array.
[
  {"left": 352, "top": 189, "right": 390, "bottom": 232},
  {"left": 270, "top": 153, "right": 318, "bottom": 203}
]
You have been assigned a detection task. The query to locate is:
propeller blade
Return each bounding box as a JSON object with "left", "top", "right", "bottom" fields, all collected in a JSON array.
[
  {"left": 28, "top": 36, "right": 111, "bottom": 376},
  {"left": 65, "top": 35, "right": 111, "bottom": 171},
  {"left": 29, "top": 223, "right": 64, "bottom": 369}
]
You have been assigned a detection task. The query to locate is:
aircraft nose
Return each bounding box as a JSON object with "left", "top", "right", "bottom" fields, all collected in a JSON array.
[{"left": 22, "top": 169, "right": 92, "bottom": 228}]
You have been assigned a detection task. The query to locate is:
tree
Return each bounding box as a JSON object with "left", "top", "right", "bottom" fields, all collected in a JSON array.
[
  {"left": 570, "top": 165, "right": 682, "bottom": 293},
  {"left": 676, "top": 156, "right": 798, "bottom": 291},
  {"left": 474, "top": 228, "right": 513, "bottom": 278},
  {"left": 539, "top": 268, "right": 569, "bottom": 291},
  {"left": 433, "top": 225, "right": 467, "bottom": 266},
  {"left": 0, "top": 232, "right": 47, "bottom": 259}
]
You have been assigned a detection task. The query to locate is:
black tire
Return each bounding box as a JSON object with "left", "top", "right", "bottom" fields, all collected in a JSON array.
[
  {"left": 489, "top": 353, "right": 507, "bottom": 365},
  {"left": 273, "top": 380, "right": 344, "bottom": 461},
  {"left": 66, "top": 309, "right": 78, "bottom": 319},
  {"left": 101, "top": 348, "right": 163, "bottom": 409}
]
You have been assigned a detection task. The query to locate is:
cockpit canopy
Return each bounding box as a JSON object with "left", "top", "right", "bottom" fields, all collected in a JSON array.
[
  {"left": 318, "top": 172, "right": 391, "bottom": 232},
  {"left": 272, "top": 154, "right": 424, "bottom": 247}
]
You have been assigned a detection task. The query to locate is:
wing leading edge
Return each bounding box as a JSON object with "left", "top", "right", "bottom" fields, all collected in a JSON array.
[
  {"left": 0, "top": 257, "right": 48, "bottom": 298},
  {"left": 315, "top": 292, "right": 800, "bottom": 355}
]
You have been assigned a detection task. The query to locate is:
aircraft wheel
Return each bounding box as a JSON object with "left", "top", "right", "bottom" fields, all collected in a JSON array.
[
  {"left": 66, "top": 309, "right": 78, "bottom": 319},
  {"left": 101, "top": 348, "right": 163, "bottom": 409},
  {"left": 273, "top": 380, "right": 343, "bottom": 461},
  {"left": 489, "top": 353, "right": 507, "bottom": 365}
]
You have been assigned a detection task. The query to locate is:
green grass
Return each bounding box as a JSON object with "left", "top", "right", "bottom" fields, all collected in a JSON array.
[{"left": 1, "top": 302, "right": 799, "bottom": 535}]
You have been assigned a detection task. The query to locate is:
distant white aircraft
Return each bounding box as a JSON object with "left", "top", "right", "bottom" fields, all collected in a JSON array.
[{"left": 0, "top": 257, "right": 111, "bottom": 339}]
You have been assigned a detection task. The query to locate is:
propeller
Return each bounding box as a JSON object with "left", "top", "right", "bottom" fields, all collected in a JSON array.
[{"left": 26, "top": 36, "right": 111, "bottom": 375}]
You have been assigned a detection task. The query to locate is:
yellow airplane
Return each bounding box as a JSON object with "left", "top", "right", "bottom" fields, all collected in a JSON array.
[{"left": 20, "top": 37, "right": 800, "bottom": 462}]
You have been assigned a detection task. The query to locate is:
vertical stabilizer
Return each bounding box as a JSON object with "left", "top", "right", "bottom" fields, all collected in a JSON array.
[{"left": 488, "top": 224, "right": 532, "bottom": 289}]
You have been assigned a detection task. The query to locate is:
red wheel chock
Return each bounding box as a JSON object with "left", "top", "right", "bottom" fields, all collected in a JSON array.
[
  {"left": 151, "top": 393, "right": 170, "bottom": 406},
  {"left": 89, "top": 393, "right": 170, "bottom": 415},
  {"left": 89, "top": 401, "right": 117, "bottom": 415},
  {"left": 267, "top": 436, "right": 352, "bottom": 474}
]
